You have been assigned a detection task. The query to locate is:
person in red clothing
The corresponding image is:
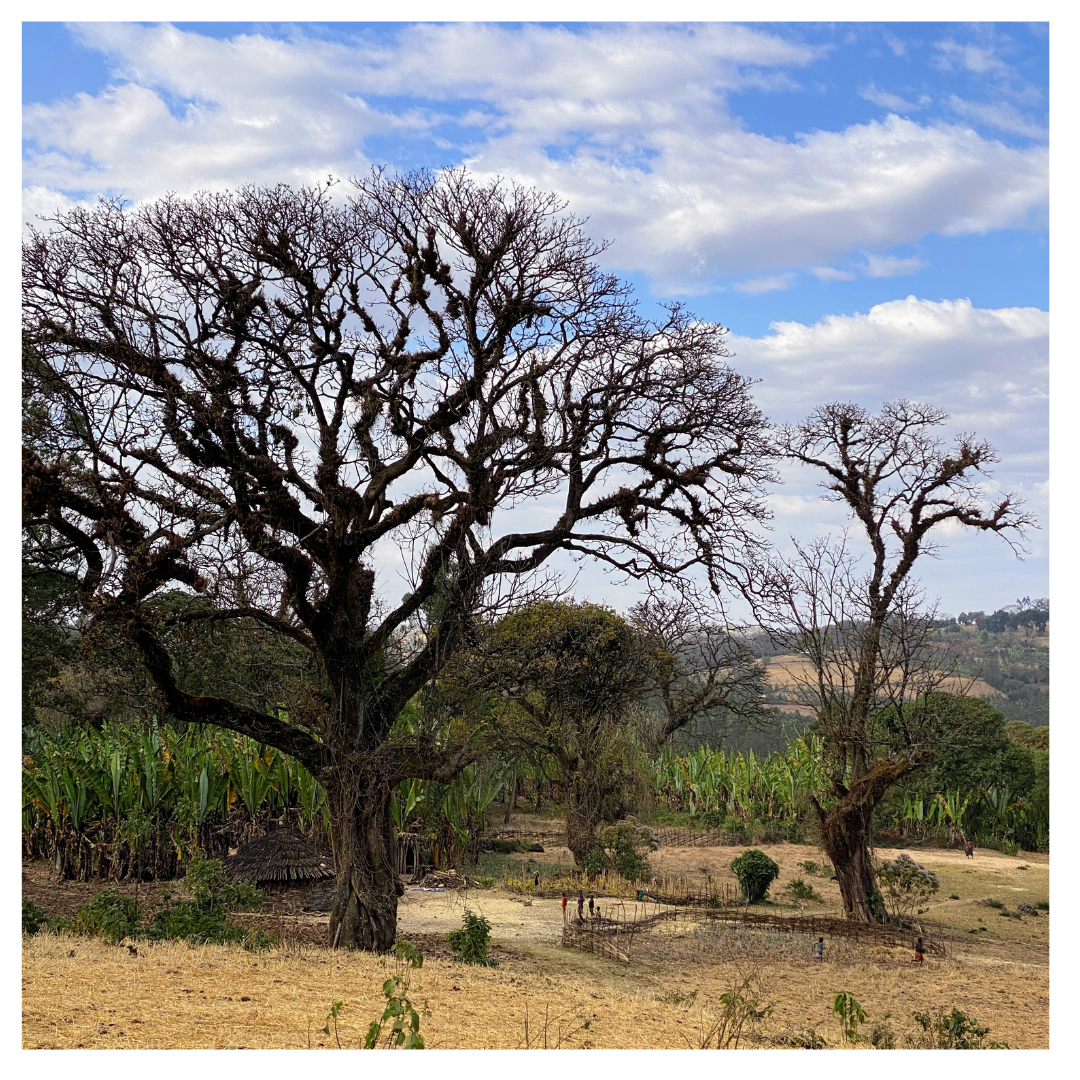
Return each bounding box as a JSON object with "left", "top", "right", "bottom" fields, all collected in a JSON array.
[
  {"left": 913, "top": 937, "right": 925, "bottom": 964},
  {"left": 561, "top": 893, "right": 568, "bottom": 918}
]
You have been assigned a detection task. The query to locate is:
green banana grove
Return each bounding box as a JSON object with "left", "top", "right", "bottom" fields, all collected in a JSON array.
[{"left": 24, "top": 718, "right": 1047, "bottom": 882}]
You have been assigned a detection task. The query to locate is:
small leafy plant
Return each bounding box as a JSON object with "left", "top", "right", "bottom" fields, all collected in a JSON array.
[
  {"left": 689, "top": 969, "right": 773, "bottom": 1049},
  {"left": 448, "top": 909, "right": 497, "bottom": 966},
  {"left": 832, "top": 991, "right": 867, "bottom": 1045},
  {"left": 796, "top": 860, "right": 819, "bottom": 875},
  {"left": 785, "top": 878, "right": 821, "bottom": 902},
  {"left": 907, "top": 1008, "right": 1008, "bottom": 1049},
  {"left": 986, "top": 897, "right": 1005, "bottom": 909},
  {"left": 364, "top": 939, "right": 426, "bottom": 1049},
  {"left": 22, "top": 898, "right": 48, "bottom": 936},
  {"left": 730, "top": 849, "right": 779, "bottom": 904},
  {"left": 72, "top": 888, "right": 141, "bottom": 944}
]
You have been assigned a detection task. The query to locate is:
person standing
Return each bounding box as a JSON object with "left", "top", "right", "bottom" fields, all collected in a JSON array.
[
  {"left": 813, "top": 937, "right": 824, "bottom": 962},
  {"left": 588, "top": 895, "right": 595, "bottom": 917},
  {"left": 561, "top": 892, "right": 568, "bottom": 917},
  {"left": 577, "top": 889, "right": 585, "bottom": 920},
  {"left": 533, "top": 870, "right": 540, "bottom": 887},
  {"left": 965, "top": 840, "right": 975, "bottom": 859},
  {"left": 913, "top": 937, "right": 925, "bottom": 964}
]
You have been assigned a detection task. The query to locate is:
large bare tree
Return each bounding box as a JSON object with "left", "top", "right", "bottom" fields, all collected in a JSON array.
[
  {"left": 22, "top": 169, "right": 772, "bottom": 949},
  {"left": 751, "top": 401, "right": 1031, "bottom": 921}
]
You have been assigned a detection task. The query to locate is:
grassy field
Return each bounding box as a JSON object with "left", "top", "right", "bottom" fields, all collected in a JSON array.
[{"left": 22, "top": 843, "right": 1048, "bottom": 1049}]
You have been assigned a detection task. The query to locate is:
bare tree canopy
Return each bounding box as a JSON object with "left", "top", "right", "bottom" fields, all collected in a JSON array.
[
  {"left": 751, "top": 400, "right": 1031, "bottom": 921},
  {"left": 22, "top": 168, "right": 773, "bottom": 949}
]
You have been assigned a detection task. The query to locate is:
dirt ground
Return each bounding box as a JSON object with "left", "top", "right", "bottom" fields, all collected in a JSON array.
[{"left": 22, "top": 843, "right": 1049, "bottom": 1049}]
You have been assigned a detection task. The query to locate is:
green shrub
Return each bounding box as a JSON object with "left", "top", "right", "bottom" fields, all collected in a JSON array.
[
  {"left": 45, "top": 915, "right": 76, "bottom": 935},
  {"left": 730, "top": 849, "right": 780, "bottom": 904},
  {"left": 183, "top": 857, "right": 263, "bottom": 910},
  {"left": 1035, "top": 900, "right": 1049, "bottom": 911},
  {"left": 907, "top": 1009, "right": 1007, "bottom": 1049},
  {"left": 582, "top": 848, "right": 607, "bottom": 878},
  {"left": 447, "top": 909, "right": 497, "bottom": 966},
  {"left": 797, "top": 859, "right": 820, "bottom": 875},
  {"left": 22, "top": 898, "right": 48, "bottom": 936},
  {"left": 785, "top": 877, "right": 821, "bottom": 902},
  {"left": 472, "top": 876, "right": 496, "bottom": 889},
  {"left": 986, "top": 897, "right": 1004, "bottom": 909},
  {"left": 73, "top": 888, "right": 142, "bottom": 943}
]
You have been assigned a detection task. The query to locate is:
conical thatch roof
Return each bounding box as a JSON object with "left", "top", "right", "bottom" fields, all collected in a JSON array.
[{"left": 225, "top": 826, "right": 336, "bottom": 884}]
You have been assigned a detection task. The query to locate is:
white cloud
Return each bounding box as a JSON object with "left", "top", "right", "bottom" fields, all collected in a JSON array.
[
  {"left": 948, "top": 95, "right": 1047, "bottom": 139},
  {"left": 735, "top": 273, "right": 794, "bottom": 295},
  {"left": 933, "top": 39, "right": 1012, "bottom": 78},
  {"left": 858, "top": 83, "right": 927, "bottom": 112},
  {"left": 728, "top": 296, "right": 1048, "bottom": 590},
  {"left": 729, "top": 296, "right": 1048, "bottom": 443},
  {"left": 811, "top": 266, "right": 856, "bottom": 282},
  {"left": 862, "top": 253, "right": 927, "bottom": 278},
  {"left": 22, "top": 23, "right": 1048, "bottom": 291}
]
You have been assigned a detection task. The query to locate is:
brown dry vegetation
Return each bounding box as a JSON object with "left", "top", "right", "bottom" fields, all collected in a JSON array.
[
  {"left": 763, "top": 655, "right": 1003, "bottom": 702},
  {"left": 23, "top": 845, "right": 1048, "bottom": 1049}
]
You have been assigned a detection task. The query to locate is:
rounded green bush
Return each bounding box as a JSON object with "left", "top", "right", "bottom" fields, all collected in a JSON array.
[{"left": 730, "top": 848, "right": 780, "bottom": 904}]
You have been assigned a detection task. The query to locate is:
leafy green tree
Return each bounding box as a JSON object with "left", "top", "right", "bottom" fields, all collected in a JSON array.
[{"left": 451, "top": 601, "right": 668, "bottom": 863}]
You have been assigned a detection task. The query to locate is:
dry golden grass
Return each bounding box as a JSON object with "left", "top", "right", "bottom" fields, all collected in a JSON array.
[
  {"left": 22, "top": 844, "right": 1048, "bottom": 1049},
  {"left": 763, "top": 655, "right": 1002, "bottom": 702},
  {"left": 23, "top": 913, "right": 1047, "bottom": 1048}
]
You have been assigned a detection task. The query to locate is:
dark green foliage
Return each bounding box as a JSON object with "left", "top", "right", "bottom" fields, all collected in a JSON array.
[
  {"left": 72, "top": 888, "right": 142, "bottom": 943},
  {"left": 1035, "top": 900, "right": 1049, "bottom": 911},
  {"left": 986, "top": 897, "right": 1004, "bottom": 909},
  {"left": 784, "top": 877, "right": 821, "bottom": 902},
  {"left": 144, "top": 858, "right": 268, "bottom": 948},
  {"left": 909, "top": 1009, "right": 1007, "bottom": 1049},
  {"left": 582, "top": 848, "right": 607, "bottom": 878},
  {"left": 730, "top": 849, "right": 779, "bottom": 904},
  {"left": 22, "top": 898, "right": 48, "bottom": 936},
  {"left": 605, "top": 823, "right": 653, "bottom": 883},
  {"left": 448, "top": 910, "right": 497, "bottom": 966}
]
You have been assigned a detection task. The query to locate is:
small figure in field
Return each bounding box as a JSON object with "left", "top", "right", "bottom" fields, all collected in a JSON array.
[
  {"left": 965, "top": 840, "right": 975, "bottom": 859},
  {"left": 562, "top": 892, "right": 568, "bottom": 916},
  {"left": 813, "top": 936, "right": 824, "bottom": 962},
  {"left": 577, "top": 889, "right": 585, "bottom": 920},
  {"left": 588, "top": 895, "right": 595, "bottom": 917},
  {"left": 533, "top": 870, "right": 540, "bottom": 887},
  {"left": 913, "top": 937, "right": 925, "bottom": 964}
]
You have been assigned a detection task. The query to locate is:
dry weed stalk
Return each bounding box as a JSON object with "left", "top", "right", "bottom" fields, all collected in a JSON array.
[{"left": 687, "top": 966, "right": 772, "bottom": 1049}]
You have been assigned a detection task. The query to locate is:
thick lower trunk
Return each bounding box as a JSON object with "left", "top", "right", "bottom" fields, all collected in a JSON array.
[
  {"left": 815, "top": 756, "right": 924, "bottom": 923},
  {"left": 326, "top": 774, "right": 403, "bottom": 952},
  {"left": 565, "top": 788, "right": 600, "bottom": 866},
  {"left": 819, "top": 798, "right": 881, "bottom": 922}
]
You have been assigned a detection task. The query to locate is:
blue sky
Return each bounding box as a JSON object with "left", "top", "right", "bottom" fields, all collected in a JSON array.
[{"left": 22, "top": 21, "right": 1049, "bottom": 615}]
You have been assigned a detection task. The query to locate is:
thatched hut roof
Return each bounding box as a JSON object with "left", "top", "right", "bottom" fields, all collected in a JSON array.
[{"left": 225, "top": 826, "right": 336, "bottom": 884}]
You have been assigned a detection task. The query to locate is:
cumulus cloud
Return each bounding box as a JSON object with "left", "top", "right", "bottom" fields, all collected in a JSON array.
[
  {"left": 22, "top": 22, "right": 1048, "bottom": 290},
  {"left": 729, "top": 296, "right": 1047, "bottom": 443},
  {"left": 730, "top": 295, "right": 1048, "bottom": 595}
]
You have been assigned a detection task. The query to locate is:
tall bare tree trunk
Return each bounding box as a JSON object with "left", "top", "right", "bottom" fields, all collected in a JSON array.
[{"left": 325, "top": 770, "right": 402, "bottom": 952}]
